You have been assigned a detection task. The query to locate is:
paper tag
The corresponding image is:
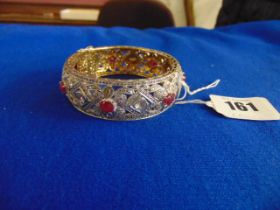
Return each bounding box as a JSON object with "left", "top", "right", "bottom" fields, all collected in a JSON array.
[{"left": 207, "top": 95, "right": 280, "bottom": 121}]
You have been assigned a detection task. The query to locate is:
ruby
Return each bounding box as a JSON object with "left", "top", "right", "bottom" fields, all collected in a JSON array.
[
  {"left": 163, "top": 93, "right": 176, "bottom": 106},
  {"left": 99, "top": 100, "right": 116, "bottom": 113},
  {"left": 108, "top": 56, "right": 117, "bottom": 63},
  {"left": 59, "top": 81, "right": 66, "bottom": 94},
  {"left": 182, "top": 73, "right": 186, "bottom": 81},
  {"left": 148, "top": 59, "right": 158, "bottom": 68}
]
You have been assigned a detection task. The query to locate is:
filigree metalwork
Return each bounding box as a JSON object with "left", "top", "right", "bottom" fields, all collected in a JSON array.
[{"left": 61, "top": 46, "right": 183, "bottom": 120}]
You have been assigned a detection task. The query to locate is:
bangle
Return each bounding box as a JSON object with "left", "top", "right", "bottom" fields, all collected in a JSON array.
[{"left": 60, "top": 46, "right": 183, "bottom": 120}]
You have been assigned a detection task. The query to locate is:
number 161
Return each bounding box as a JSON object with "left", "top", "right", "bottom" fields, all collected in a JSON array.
[{"left": 225, "top": 101, "right": 258, "bottom": 111}]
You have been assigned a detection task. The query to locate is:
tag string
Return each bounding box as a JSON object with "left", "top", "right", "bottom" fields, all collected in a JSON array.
[{"left": 175, "top": 79, "right": 220, "bottom": 105}]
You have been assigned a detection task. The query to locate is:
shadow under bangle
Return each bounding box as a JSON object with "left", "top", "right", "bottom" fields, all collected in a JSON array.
[{"left": 60, "top": 46, "right": 184, "bottom": 121}]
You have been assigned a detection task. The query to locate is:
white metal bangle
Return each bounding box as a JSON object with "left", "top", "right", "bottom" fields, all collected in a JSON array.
[{"left": 60, "top": 46, "right": 184, "bottom": 121}]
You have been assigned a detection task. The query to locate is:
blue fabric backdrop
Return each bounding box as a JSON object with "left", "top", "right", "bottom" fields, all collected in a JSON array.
[{"left": 0, "top": 21, "right": 280, "bottom": 210}]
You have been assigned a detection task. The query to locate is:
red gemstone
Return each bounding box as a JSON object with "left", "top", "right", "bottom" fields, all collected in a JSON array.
[
  {"left": 108, "top": 56, "right": 117, "bottom": 63},
  {"left": 59, "top": 81, "right": 66, "bottom": 94},
  {"left": 182, "top": 73, "right": 186, "bottom": 81},
  {"left": 163, "top": 93, "right": 176, "bottom": 106},
  {"left": 99, "top": 100, "right": 115, "bottom": 113},
  {"left": 148, "top": 59, "right": 158, "bottom": 68}
]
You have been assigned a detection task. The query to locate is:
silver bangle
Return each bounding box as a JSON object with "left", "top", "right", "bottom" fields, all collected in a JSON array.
[{"left": 60, "top": 46, "right": 184, "bottom": 121}]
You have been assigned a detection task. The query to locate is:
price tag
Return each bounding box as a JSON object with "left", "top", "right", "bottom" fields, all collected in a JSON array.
[{"left": 207, "top": 95, "right": 280, "bottom": 121}]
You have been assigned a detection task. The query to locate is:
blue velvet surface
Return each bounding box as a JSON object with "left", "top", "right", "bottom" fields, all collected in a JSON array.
[{"left": 0, "top": 21, "right": 280, "bottom": 210}]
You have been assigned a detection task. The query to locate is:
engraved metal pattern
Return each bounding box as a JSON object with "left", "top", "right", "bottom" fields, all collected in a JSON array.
[{"left": 61, "top": 46, "right": 184, "bottom": 120}]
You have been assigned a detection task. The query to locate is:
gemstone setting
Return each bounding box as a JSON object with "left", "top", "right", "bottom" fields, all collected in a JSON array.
[
  {"left": 99, "top": 99, "right": 116, "bottom": 113},
  {"left": 163, "top": 93, "right": 176, "bottom": 106},
  {"left": 59, "top": 81, "right": 66, "bottom": 94}
]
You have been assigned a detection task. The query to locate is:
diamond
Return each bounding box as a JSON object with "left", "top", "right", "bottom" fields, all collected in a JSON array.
[
  {"left": 103, "top": 86, "right": 114, "bottom": 98},
  {"left": 114, "top": 94, "right": 127, "bottom": 107}
]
